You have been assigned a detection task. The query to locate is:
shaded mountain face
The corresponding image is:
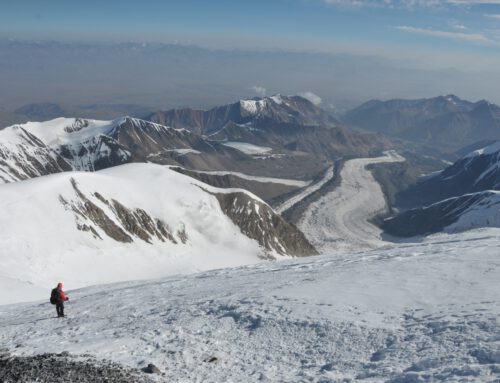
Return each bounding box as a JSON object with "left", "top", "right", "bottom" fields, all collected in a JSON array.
[
  {"left": 343, "top": 95, "right": 500, "bottom": 150},
  {"left": 148, "top": 95, "right": 338, "bottom": 135},
  {"left": 383, "top": 191, "right": 500, "bottom": 237},
  {"left": 209, "top": 120, "right": 389, "bottom": 159},
  {"left": 383, "top": 140, "right": 500, "bottom": 237},
  {"left": 396, "top": 141, "right": 500, "bottom": 209},
  {"left": 149, "top": 95, "right": 388, "bottom": 162}
]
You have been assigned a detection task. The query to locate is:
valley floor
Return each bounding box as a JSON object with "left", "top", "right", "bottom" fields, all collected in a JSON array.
[
  {"left": 298, "top": 150, "right": 405, "bottom": 254},
  {"left": 1, "top": 229, "right": 499, "bottom": 382}
]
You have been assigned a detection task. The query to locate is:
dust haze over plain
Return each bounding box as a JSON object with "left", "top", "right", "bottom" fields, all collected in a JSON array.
[{"left": 1, "top": 39, "right": 499, "bottom": 117}]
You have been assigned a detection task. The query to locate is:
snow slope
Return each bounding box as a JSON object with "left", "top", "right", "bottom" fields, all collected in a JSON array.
[
  {"left": 1, "top": 230, "right": 499, "bottom": 382},
  {"left": 298, "top": 151, "right": 405, "bottom": 254},
  {"left": 221, "top": 141, "right": 272, "bottom": 155},
  {"left": 0, "top": 163, "right": 296, "bottom": 305}
]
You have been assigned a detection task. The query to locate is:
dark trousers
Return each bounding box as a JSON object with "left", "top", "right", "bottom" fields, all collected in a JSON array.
[{"left": 56, "top": 302, "right": 64, "bottom": 317}]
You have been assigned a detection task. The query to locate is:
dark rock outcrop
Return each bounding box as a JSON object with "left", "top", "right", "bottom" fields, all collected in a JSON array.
[
  {"left": 60, "top": 178, "right": 179, "bottom": 245},
  {"left": 397, "top": 141, "right": 500, "bottom": 209},
  {"left": 382, "top": 191, "right": 499, "bottom": 237},
  {"left": 0, "top": 352, "right": 154, "bottom": 383},
  {"left": 0, "top": 127, "right": 72, "bottom": 183},
  {"left": 212, "top": 191, "right": 317, "bottom": 257}
]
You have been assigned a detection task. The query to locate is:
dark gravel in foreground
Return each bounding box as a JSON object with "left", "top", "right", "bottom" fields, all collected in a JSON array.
[{"left": 0, "top": 351, "right": 156, "bottom": 383}]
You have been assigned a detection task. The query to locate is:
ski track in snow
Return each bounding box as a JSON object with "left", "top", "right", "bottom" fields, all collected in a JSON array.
[
  {"left": 0, "top": 230, "right": 499, "bottom": 382},
  {"left": 299, "top": 150, "right": 405, "bottom": 254}
]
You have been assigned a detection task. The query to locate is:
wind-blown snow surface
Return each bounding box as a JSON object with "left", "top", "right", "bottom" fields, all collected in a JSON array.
[
  {"left": 299, "top": 151, "right": 405, "bottom": 254},
  {"left": 1, "top": 230, "right": 499, "bottom": 382},
  {"left": 0, "top": 163, "right": 282, "bottom": 305}
]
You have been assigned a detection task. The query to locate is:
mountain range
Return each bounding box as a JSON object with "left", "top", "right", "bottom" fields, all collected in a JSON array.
[
  {"left": 342, "top": 95, "right": 500, "bottom": 151},
  {"left": 1, "top": 94, "right": 392, "bottom": 298},
  {"left": 383, "top": 140, "right": 500, "bottom": 236}
]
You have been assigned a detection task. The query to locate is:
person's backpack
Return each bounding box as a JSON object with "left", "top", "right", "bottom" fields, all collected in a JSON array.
[{"left": 50, "top": 288, "right": 59, "bottom": 305}]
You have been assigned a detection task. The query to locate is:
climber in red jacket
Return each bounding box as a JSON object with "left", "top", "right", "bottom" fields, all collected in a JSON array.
[{"left": 50, "top": 282, "right": 69, "bottom": 318}]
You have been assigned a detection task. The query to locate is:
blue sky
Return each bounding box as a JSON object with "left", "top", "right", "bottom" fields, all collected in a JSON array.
[{"left": 2, "top": 0, "right": 500, "bottom": 57}]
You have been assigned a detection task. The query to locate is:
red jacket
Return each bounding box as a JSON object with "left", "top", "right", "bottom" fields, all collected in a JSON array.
[{"left": 57, "top": 283, "right": 68, "bottom": 301}]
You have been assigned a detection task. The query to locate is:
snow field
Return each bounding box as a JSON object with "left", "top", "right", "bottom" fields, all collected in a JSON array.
[
  {"left": 182, "top": 168, "right": 311, "bottom": 187},
  {"left": 1, "top": 230, "right": 499, "bottom": 382},
  {"left": 0, "top": 163, "right": 281, "bottom": 305},
  {"left": 221, "top": 141, "right": 273, "bottom": 155}
]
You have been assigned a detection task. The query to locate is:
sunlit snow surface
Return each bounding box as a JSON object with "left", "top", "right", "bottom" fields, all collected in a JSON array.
[
  {"left": 1, "top": 230, "right": 499, "bottom": 382},
  {"left": 221, "top": 141, "right": 272, "bottom": 155}
]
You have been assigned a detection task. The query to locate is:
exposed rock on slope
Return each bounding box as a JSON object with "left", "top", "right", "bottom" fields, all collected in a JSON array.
[
  {"left": 397, "top": 140, "right": 500, "bottom": 209},
  {"left": 170, "top": 167, "right": 301, "bottom": 202},
  {"left": 0, "top": 352, "right": 154, "bottom": 383},
  {"left": 383, "top": 191, "right": 500, "bottom": 237},
  {"left": 0, "top": 125, "right": 71, "bottom": 183},
  {"left": 0, "top": 163, "right": 315, "bottom": 296},
  {"left": 213, "top": 191, "right": 317, "bottom": 257}
]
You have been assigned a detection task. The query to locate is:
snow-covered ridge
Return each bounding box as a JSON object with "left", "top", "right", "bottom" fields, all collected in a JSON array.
[
  {"left": 384, "top": 190, "right": 500, "bottom": 237},
  {"left": 238, "top": 94, "right": 290, "bottom": 117},
  {"left": 0, "top": 116, "right": 208, "bottom": 178},
  {"left": 464, "top": 140, "right": 500, "bottom": 159},
  {"left": 0, "top": 163, "right": 315, "bottom": 303},
  {"left": 4, "top": 117, "right": 187, "bottom": 147},
  {"left": 239, "top": 99, "right": 269, "bottom": 116}
]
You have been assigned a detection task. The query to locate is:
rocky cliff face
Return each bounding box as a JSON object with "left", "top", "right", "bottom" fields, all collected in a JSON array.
[{"left": 212, "top": 191, "right": 317, "bottom": 257}]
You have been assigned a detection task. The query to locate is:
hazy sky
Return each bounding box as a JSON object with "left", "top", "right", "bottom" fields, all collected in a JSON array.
[
  {"left": 2, "top": 1, "right": 500, "bottom": 59},
  {"left": 1, "top": 0, "right": 500, "bottom": 112}
]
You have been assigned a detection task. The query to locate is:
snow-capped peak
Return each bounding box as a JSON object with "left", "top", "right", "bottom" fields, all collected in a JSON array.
[
  {"left": 464, "top": 140, "right": 500, "bottom": 159},
  {"left": 239, "top": 98, "right": 269, "bottom": 116}
]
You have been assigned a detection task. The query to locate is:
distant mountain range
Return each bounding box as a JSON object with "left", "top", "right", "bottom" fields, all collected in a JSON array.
[
  {"left": 0, "top": 95, "right": 388, "bottom": 186},
  {"left": 343, "top": 95, "right": 500, "bottom": 151},
  {"left": 0, "top": 94, "right": 390, "bottom": 271},
  {"left": 148, "top": 95, "right": 338, "bottom": 135}
]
